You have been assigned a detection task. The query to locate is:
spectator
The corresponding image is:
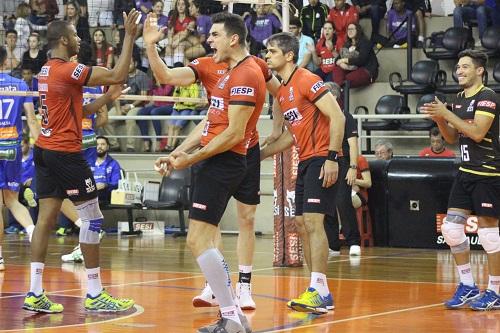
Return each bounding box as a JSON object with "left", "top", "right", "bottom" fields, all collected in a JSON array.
[
  {"left": 299, "top": 0, "right": 330, "bottom": 42},
  {"left": 3, "top": 29, "right": 23, "bottom": 71},
  {"left": 21, "top": 33, "right": 47, "bottom": 74},
  {"left": 405, "top": 0, "right": 431, "bottom": 47},
  {"left": 63, "top": 0, "right": 88, "bottom": 17},
  {"left": 245, "top": 4, "right": 282, "bottom": 55},
  {"left": 164, "top": 81, "right": 201, "bottom": 151},
  {"left": 65, "top": 0, "right": 91, "bottom": 44},
  {"left": 308, "top": 21, "right": 338, "bottom": 82},
  {"left": 352, "top": 0, "right": 387, "bottom": 41},
  {"left": 86, "top": 0, "right": 114, "bottom": 27},
  {"left": 150, "top": 0, "right": 168, "bottom": 27},
  {"left": 136, "top": 0, "right": 153, "bottom": 24},
  {"left": 453, "top": 0, "right": 489, "bottom": 40},
  {"left": 29, "top": 0, "right": 59, "bottom": 25},
  {"left": 136, "top": 75, "right": 174, "bottom": 152},
  {"left": 352, "top": 153, "right": 372, "bottom": 209},
  {"left": 20, "top": 63, "right": 39, "bottom": 108},
  {"left": 374, "top": 140, "right": 393, "bottom": 160},
  {"left": 91, "top": 28, "right": 114, "bottom": 69},
  {"left": 385, "top": 0, "right": 416, "bottom": 48},
  {"left": 163, "top": 0, "right": 195, "bottom": 66},
  {"left": 113, "top": 0, "right": 136, "bottom": 29},
  {"left": 419, "top": 127, "right": 456, "bottom": 158},
  {"left": 289, "top": 17, "right": 315, "bottom": 71},
  {"left": 15, "top": 3, "right": 35, "bottom": 52},
  {"left": 102, "top": 57, "right": 151, "bottom": 152},
  {"left": 328, "top": 0, "right": 359, "bottom": 51},
  {"left": 91, "top": 136, "right": 122, "bottom": 203},
  {"left": 332, "top": 23, "right": 379, "bottom": 88},
  {"left": 486, "top": 0, "right": 500, "bottom": 26},
  {"left": 184, "top": 0, "right": 212, "bottom": 60}
]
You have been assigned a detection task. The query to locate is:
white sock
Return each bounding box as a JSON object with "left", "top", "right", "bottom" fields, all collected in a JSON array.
[
  {"left": 74, "top": 219, "right": 82, "bottom": 228},
  {"left": 488, "top": 275, "right": 500, "bottom": 294},
  {"left": 0, "top": 245, "right": 3, "bottom": 257},
  {"left": 310, "top": 272, "right": 329, "bottom": 297},
  {"left": 220, "top": 305, "right": 242, "bottom": 325},
  {"left": 86, "top": 267, "right": 103, "bottom": 297},
  {"left": 30, "top": 262, "right": 44, "bottom": 295},
  {"left": 418, "top": 35, "right": 424, "bottom": 42},
  {"left": 239, "top": 265, "right": 252, "bottom": 274},
  {"left": 457, "top": 263, "right": 475, "bottom": 287},
  {"left": 26, "top": 225, "right": 35, "bottom": 242}
]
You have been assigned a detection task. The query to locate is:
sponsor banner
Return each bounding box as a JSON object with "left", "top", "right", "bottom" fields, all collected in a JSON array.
[{"left": 283, "top": 146, "right": 302, "bottom": 266}]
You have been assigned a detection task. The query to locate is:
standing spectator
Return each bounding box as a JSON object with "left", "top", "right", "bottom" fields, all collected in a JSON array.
[
  {"left": 453, "top": 0, "right": 489, "bottom": 40},
  {"left": 299, "top": 0, "right": 330, "bottom": 42},
  {"left": 184, "top": 0, "right": 212, "bottom": 60},
  {"left": 289, "top": 17, "right": 315, "bottom": 71},
  {"left": 406, "top": 0, "right": 431, "bottom": 47},
  {"left": 15, "top": 3, "right": 36, "bottom": 52},
  {"left": 245, "top": 4, "right": 282, "bottom": 55},
  {"left": 308, "top": 21, "right": 338, "bottom": 82},
  {"left": 385, "top": 0, "right": 416, "bottom": 48},
  {"left": 374, "top": 140, "right": 393, "bottom": 160},
  {"left": 163, "top": 0, "right": 195, "bottom": 66},
  {"left": 3, "top": 30, "right": 23, "bottom": 71},
  {"left": 352, "top": 0, "right": 387, "bottom": 41},
  {"left": 419, "top": 127, "right": 457, "bottom": 158},
  {"left": 102, "top": 57, "right": 151, "bottom": 152},
  {"left": 328, "top": 0, "right": 359, "bottom": 51},
  {"left": 91, "top": 29, "right": 114, "bottom": 69},
  {"left": 332, "top": 23, "right": 379, "bottom": 88},
  {"left": 21, "top": 33, "right": 47, "bottom": 74},
  {"left": 136, "top": 75, "right": 174, "bottom": 152},
  {"left": 65, "top": 0, "right": 91, "bottom": 44}
]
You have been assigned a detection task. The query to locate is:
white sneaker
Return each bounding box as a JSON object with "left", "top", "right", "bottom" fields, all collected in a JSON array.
[
  {"left": 236, "top": 282, "right": 256, "bottom": 310},
  {"left": 192, "top": 284, "right": 218, "bottom": 307},
  {"left": 61, "top": 244, "right": 83, "bottom": 263},
  {"left": 328, "top": 249, "right": 341, "bottom": 257},
  {"left": 349, "top": 245, "right": 361, "bottom": 256}
]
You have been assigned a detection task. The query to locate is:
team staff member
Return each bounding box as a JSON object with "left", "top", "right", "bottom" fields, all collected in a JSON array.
[
  {"left": 262, "top": 32, "right": 345, "bottom": 314},
  {"left": 23, "top": 9, "right": 141, "bottom": 314},
  {"left": 422, "top": 49, "right": 500, "bottom": 311}
]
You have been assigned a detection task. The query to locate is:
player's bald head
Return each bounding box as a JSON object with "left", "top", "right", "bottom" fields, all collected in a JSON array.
[{"left": 47, "top": 20, "right": 74, "bottom": 49}]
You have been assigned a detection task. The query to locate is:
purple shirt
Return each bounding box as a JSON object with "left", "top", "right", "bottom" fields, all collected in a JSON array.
[
  {"left": 245, "top": 14, "right": 281, "bottom": 43},
  {"left": 136, "top": 1, "right": 153, "bottom": 23},
  {"left": 157, "top": 14, "right": 168, "bottom": 27},
  {"left": 196, "top": 15, "right": 212, "bottom": 37},
  {"left": 387, "top": 9, "right": 416, "bottom": 41}
]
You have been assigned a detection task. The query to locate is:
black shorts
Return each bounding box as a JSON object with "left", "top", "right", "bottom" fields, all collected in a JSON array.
[
  {"left": 233, "top": 143, "right": 260, "bottom": 205},
  {"left": 295, "top": 156, "right": 338, "bottom": 217},
  {"left": 448, "top": 170, "right": 500, "bottom": 218},
  {"left": 189, "top": 150, "right": 246, "bottom": 226},
  {"left": 406, "top": 0, "right": 427, "bottom": 12},
  {"left": 34, "top": 146, "right": 98, "bottom": 202}
]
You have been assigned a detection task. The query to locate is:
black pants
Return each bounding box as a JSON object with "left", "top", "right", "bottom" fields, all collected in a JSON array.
[{"left": 324, "top": 157, "right": 360, "bottom": 250}]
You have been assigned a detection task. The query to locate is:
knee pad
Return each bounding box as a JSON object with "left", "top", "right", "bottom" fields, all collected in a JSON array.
[
  {"left": 478, "top": 227, "right": 500, "bottom": 254},
  {"left": 442, "top": 211, "right": 468, "bottom": 253},
  {"left": 76, "top": 197, "right": 104, "bottom": 244}
]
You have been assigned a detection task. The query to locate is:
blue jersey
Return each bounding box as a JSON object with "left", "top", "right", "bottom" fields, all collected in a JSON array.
[
  {"left": 21, "top": 150, "right": 35, "bottom": 184},
  {"left": 0, "top": 73, "right": 33, "bottom": 149}
]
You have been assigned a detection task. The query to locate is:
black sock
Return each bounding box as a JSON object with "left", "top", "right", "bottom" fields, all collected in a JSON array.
[{"left": 238, "top": 272, "right": 251, "bottom": 284}]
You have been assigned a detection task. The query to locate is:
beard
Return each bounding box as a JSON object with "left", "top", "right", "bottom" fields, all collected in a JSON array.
[{"left": 97, "top": 151, "right": 106, "bottom": 158}]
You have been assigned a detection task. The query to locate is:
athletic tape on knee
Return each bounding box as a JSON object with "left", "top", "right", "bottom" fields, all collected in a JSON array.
[
  {"left": 442, "top": 211, "right": 468, "bottom": 252},
  {"left": 76, "top": 197, "right": 104, "bottom": 244},
  {"left": 478, "top": 227, "right": 500, "bottom": 254}
]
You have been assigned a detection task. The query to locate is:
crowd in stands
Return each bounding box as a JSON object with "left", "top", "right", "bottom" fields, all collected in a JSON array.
[{"left": 2, "top": 0, "right": 500, "bottom": 153}]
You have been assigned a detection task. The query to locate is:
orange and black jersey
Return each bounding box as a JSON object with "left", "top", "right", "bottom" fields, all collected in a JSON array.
[{"left": 452, "top": 85, "right": 500, "bottom": 176}]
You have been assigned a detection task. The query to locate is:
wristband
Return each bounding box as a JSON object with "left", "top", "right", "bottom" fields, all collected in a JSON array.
[{"left": 327, "top": 150, "right": 339, "bottom": 162}]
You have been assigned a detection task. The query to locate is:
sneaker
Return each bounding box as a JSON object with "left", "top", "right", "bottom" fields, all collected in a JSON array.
[
  {"left": 349, "top": 245, "right": 361, "bottom": 256},
  {"left": 55, "top": 227, "right": 67, "bottom": 237},
  {"left": 5, "top": 225, "right": 20, "bottom": 234},
  {"left": 99, "top": 230, "right": 106, "bottom": 241},
  {"left": 197, "top": 318, "right": 245, "bottom": 333},
  {"left": 328, "top": 249, "right": 341, "bottom": 257},
  {"left": 23, "top": 291, "right": 64, "bottom": 313},
  {"left": 324, "top": 293, "right": 335, "bottom": 310},
  {"left": 61, "top": 244, "right": 83, "bottom": 263},
  {"left": 0, "top": 257, "right": 4, "bottom": 271},
  {"left": 193, "top": 284, "right": 218, "bottom": 307},
  {"left": 84, "top": 289, "right": 134, "bottom": 312},
  {"left": 469, "top": 289, "right": 500, "bottom": 311},
  {"left": 444, "top": 283, "right": 481, "bottom": 309},
  {"left": 24, "top": 188, "right": 37, "bottom": 207},
  {"left": 236, "top": 282, "right": 256, "bottom": 310},
  {"left": 288, "top": 287, "right": 329, "bottom": 315}
]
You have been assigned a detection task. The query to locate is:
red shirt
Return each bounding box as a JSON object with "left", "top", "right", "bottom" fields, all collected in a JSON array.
[
  {"left": 328, "top": 4, "right": 359, "bottom": 50},
  {"left": 315, "top": 39, "right": 337, "bottom": 73},
  {"left": 95, "top": 46, "right": 113, "bottom": 67},
  {"left": 172, "top": 16, "right": 195, "bottom": 34},
  {"left": 356, "top": 155, "right": 370, "bottom": 202},
  {"left": 36, "top": 58, "right": 91, "bottom": 152},
  {"left": 276, "top": 68, "right": 331, "bottom": 161},
  {"left": 189, "top": 56, "right": 272, "bottom": 149},
  {"left": 200, "top": 56, "right": 266, "bottom": 155},
  {"left": 418, "top": 147, "right": 456, "bottom": 158}
]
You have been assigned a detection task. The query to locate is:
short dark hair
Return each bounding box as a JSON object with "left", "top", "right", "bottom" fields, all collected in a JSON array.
[
  {"left": 6, "top": 29, "right": 17, "bottom": 37},
  {"left": 96, "top": 135, "right": 110, "bottom": 146},
  {"left": 0, "top": 46, "right": 6, "bottom": 65},
  {"left": 211, "top": 12, "right": 247, "bottom": 46},
  {"left": 289, "top": 17, "right": 302, "bottom": 28},
  {"left": 429, "top": 127, "right": 441, "bottom": 137},
  {"left": 266, "top": 32, "right": 299, "bottom": 63},
  {"left": 458, "top": 49, "right": 488, "bottom": 69},
  {"left": 47, "top": 20, "right": 73, "bottom": 49}
]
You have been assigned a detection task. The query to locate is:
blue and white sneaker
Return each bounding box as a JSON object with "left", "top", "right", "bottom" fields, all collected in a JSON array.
[
  {"left": 324, "top": 293, "right": 335, "bottom": 310},
  {"left": 444, "top": 283, "right": 481, "bottom": 309},
  {"left": 469, "top": 289, "right": 500, "bottom": 311}
]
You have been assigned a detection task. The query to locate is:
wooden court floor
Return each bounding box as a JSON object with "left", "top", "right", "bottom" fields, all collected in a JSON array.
[{"left": 0, "top": 234, "right": 498, "bottom": 332}]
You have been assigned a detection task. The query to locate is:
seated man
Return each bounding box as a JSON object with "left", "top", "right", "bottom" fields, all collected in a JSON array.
[
  {"left": 419, "top": 127, "right": 456, "bottom": 158},
  {"left": 91, "top": 136, "right": 122, "bottom": 204},
  {"left": 453, "top": 0, "right": 490, "bottom": 40}
]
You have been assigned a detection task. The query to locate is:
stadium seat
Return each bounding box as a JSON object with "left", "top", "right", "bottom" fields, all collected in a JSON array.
[
  {"left": 399, "top": 94, "right": 444, "bottom": 131},
  {"left": 423, "top": 27, "right": 473, "bottom": 63},
  {"left": 479, "top": 26, "right": 500, "bottom": 58},
  {"left": 489, "top": 62, "right": 500, "bottom": 93}
]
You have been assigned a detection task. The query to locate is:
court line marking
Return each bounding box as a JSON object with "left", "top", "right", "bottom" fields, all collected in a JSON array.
[{"left": 261, "top": 302, "right": 444, "bottom": 333}]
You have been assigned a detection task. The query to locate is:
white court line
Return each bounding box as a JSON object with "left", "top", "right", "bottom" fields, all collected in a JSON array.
[{"left": 264, "top": 302, "right": 444, "bottom": 332}]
